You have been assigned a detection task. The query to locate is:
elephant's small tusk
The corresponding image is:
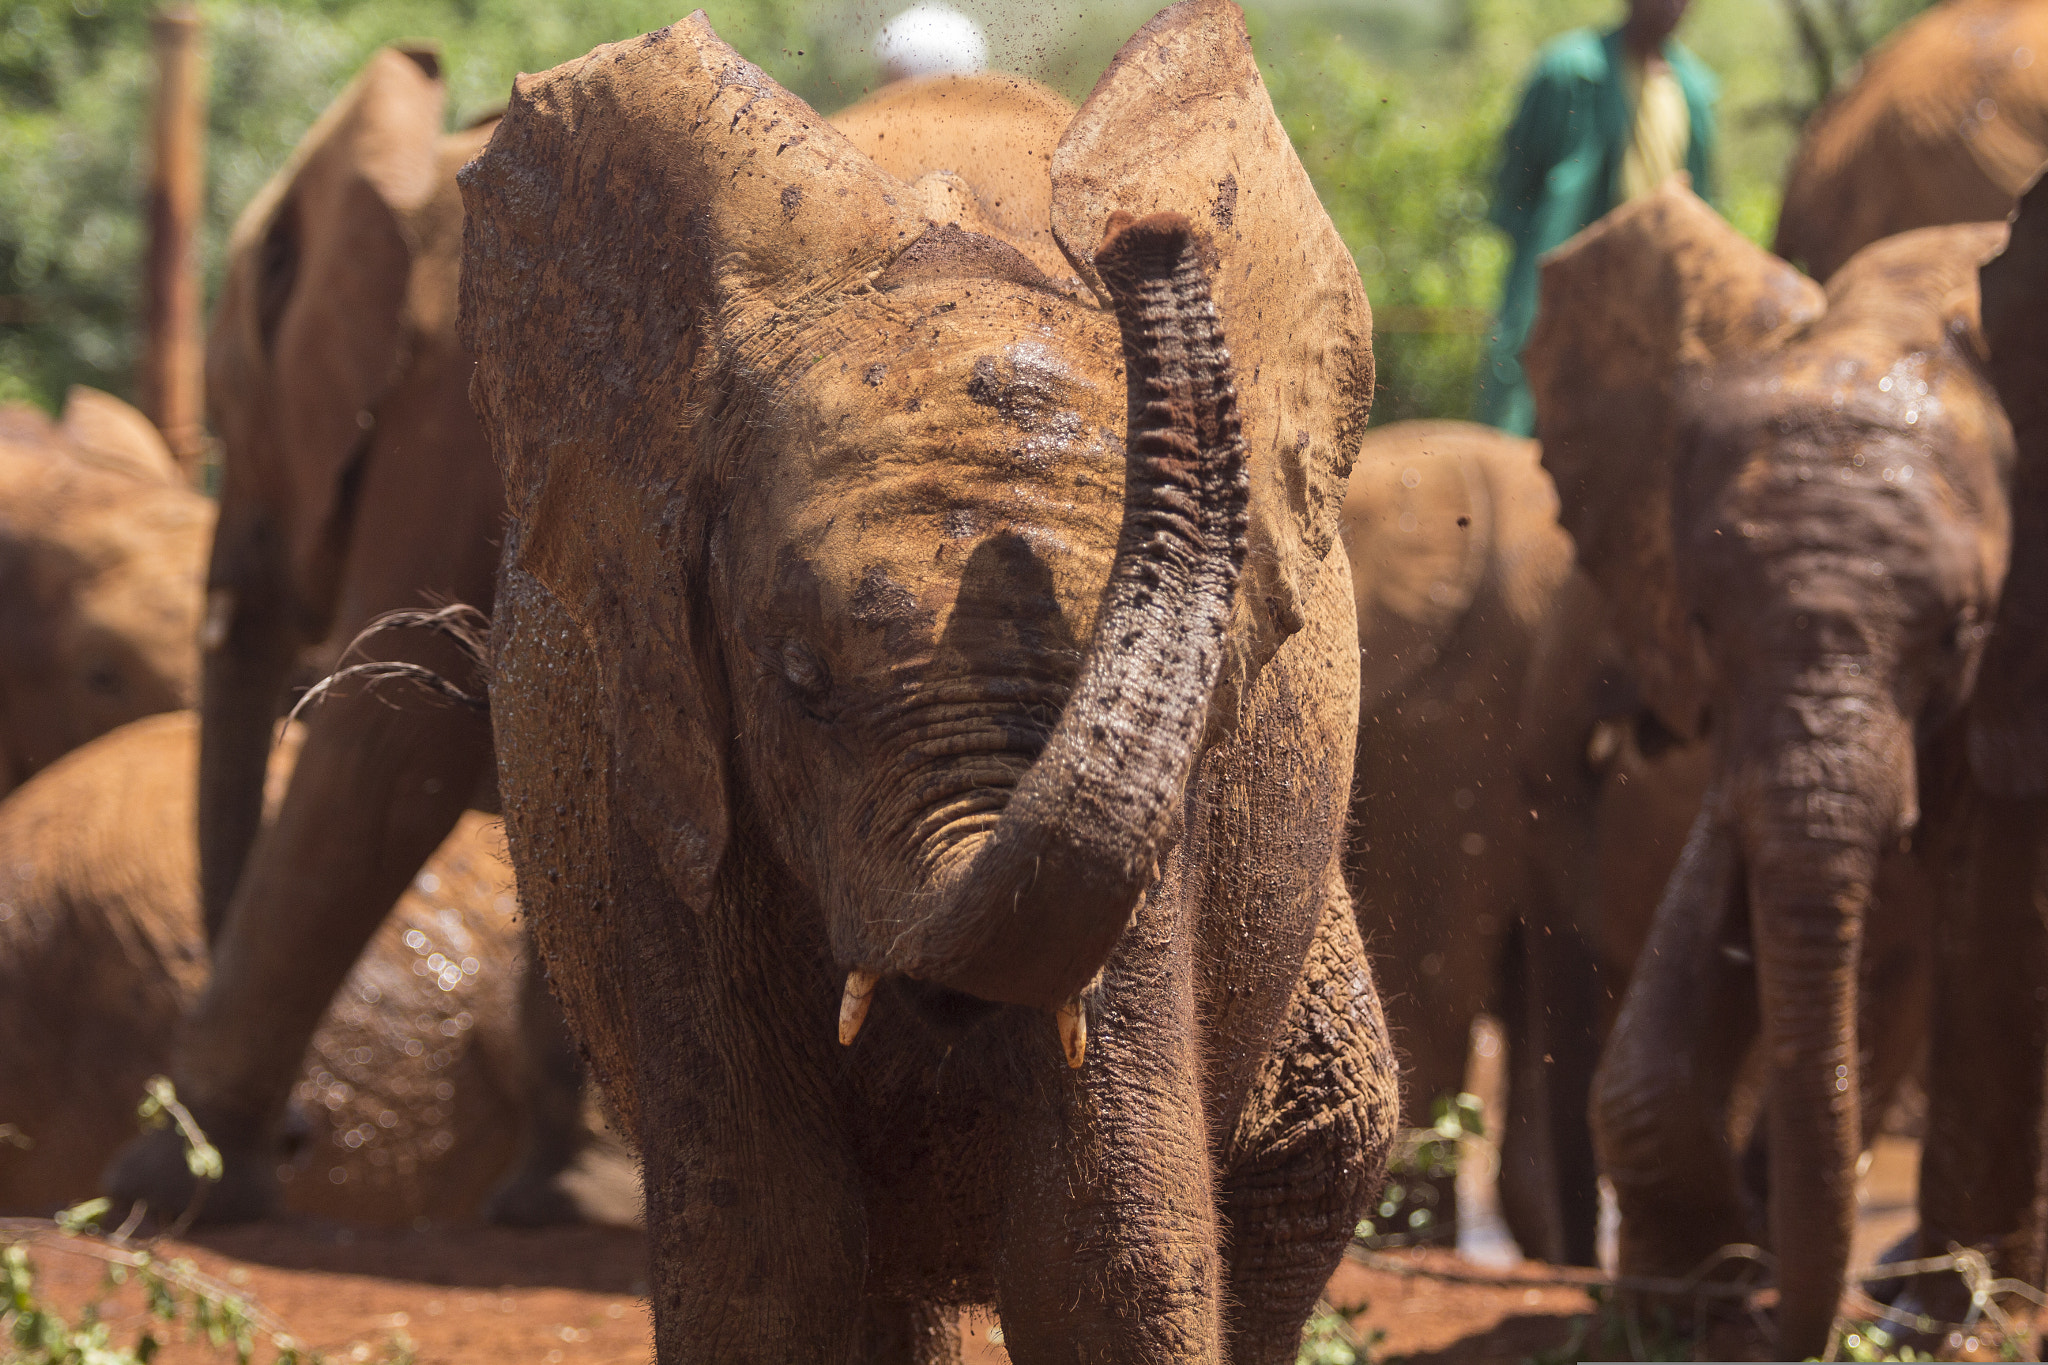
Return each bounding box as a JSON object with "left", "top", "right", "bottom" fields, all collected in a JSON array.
[
  {"left": 839, "top": 969, "right": 879, "bottom": 1047},
  {"left": 1055, "top": 997, "right": 1088, "bottom": 1069},
  {"left": 201, "top": 588, "right": 235, "bottom": 652}
]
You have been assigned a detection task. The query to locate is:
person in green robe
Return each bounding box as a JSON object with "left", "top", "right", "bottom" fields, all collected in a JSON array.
[{"left": 1476, "top": 0, "right": 1718, "bottom": 435}]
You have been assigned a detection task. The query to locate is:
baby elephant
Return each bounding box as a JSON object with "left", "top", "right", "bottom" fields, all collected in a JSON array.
[
  {"left": 0, "top": 712, "right": 620, "bottom": 1225},
  {"left": 0, "top": 388, "right": 211, "bottom": 796}
]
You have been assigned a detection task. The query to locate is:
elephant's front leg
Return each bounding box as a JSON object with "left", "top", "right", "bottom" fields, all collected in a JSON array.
[
  {"left": 1918, "top": 791, "right": 2048, "bottom": 1291},
  {"left": 1221, "top": 880, "right": 1398, "bottom": 1365},
  {"left": 1593, "top": 803, "right": 1760, "bottom": 1288},
  {"left": 633, "top": 945, "right": 871, "bottom": 1361},
  {"left": 104, "top": 628, "right": 492, "bottom": 1224},
  {"left": 995, "top": 891, "right": 1226, "bottom": 1363}
]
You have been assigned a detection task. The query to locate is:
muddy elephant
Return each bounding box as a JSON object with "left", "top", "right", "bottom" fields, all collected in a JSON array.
[
  {"left": 460, "top": 4, "right": 1399, "bottom": 1360},
  {"left": 1337, "top": 419, "right": 1589, "bottom": 1257},
  {"left": 104, "top": 48, "right": 585, "bottom": 1226},
  {"left": 1895, "top": 171, "right": 2048, "bottom": 1312},
  {"left": 0, "top": 390, "right": 210, "bottom": 796},
  {"left": 1776, "top": 0, "right": 2048, "bottom": 282},
  {"left": 1527, "top": 181, "right": 2011, "bottom": 1356},
  {"left": 0, "top": 712, "right": 623, "bottom": 1225}
]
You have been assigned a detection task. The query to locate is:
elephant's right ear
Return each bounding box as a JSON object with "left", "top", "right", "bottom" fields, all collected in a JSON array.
[
  {"left": 1971, "top": 172, "right": 2048, "bottom": 797},
  {"left": 208, "top": 46, "right": 444, "bottom": 616},
  {"left": 459, "top": 12, "right": 925, "bottom": 909},
  {"left": 1527, "top": 182, "right": 1825, "bottom": 741}
]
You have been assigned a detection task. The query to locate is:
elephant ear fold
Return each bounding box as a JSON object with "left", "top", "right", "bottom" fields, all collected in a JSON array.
[
  {"left": 460, "top": 12, "right": 924, "bottom": 908},
  {"left": 209, "top": 45, "right": 445, "bottom": 617},
  {"left": 1527, "top": 181, "right": 1825, "bottom": 741},
  {"left": 1049, "top": 0, "right": 1373, "bottom": 722},
  {"left": 1971, "top": 172, "right": 2048, "bottom": 796}
]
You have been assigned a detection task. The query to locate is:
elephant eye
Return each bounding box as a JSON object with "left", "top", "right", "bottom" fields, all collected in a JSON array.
[{"left": 771, "top": 637, "right": 832, "bottom": 702}]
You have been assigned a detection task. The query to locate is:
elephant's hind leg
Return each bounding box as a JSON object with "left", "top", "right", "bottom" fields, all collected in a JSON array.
[{"left": 1221, "top": 881, "right": 1398, "bottom": 1365}]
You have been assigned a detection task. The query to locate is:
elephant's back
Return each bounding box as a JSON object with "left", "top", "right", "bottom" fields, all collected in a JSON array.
[
  {"left": 830, "top": 73, "right": 1075, "bottom": 280},
  {"left": 0, "top": 713, "right": 527, "bottom": 1221},
  {"left": 1776, "top": 0, "right": 2048, "bottom": 280},
  {"left": 0, "top": 425, "right": 212, "bottom": 784},
  {"left": 1340, "top": 420, "right": 1511, "bottom": 710}
]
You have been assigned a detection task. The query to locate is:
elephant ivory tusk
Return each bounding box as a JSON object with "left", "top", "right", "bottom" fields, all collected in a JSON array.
[
  {"left": 839, "top": 969, "right": 879, "bottom": 1047},
  {"left": 1055, "top": 998, "right": 1088, "bottom": 1069}
]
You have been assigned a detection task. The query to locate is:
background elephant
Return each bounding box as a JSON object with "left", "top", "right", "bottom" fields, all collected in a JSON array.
[
  {"left": 0, "top": 712, "right": 626, "bottom": 1225},
  {"left": 1510, "top": 567, "right": 1716, "bottom": 1264},
  {"left": 1892, "top": 170, "right": 2048, "bottom": 1315},
  {"left": 0, "top": 389, "right": 210, "bottom": 797},
  {"left": 1341, "top": 423, "right": 1720, "bottom": 1269},
  {"left": 107, "top": 47, "right": 585, "bottom": 1227},
  {"left": 1776, "top": 0, "right": 2048, "bottom": 282},
  {"left": 1337, "top": 419, "right": 1587, "bottom": 1258},
  {"left": 461, "top": 4, "right": 1397, "bottom": 1360},
  {"left": 1528, "top": 181, "right": 2010, "bottom": 1356}
]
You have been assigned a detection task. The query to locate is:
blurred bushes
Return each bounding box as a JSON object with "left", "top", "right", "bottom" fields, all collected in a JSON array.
[{"left": 0, "top": 0, "right": 1940, "bottom": 421}]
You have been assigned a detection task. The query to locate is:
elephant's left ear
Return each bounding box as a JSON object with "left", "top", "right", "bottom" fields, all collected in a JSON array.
[
  {"left": 1050, "top": 0, "right": 1373, "bottom": 722},
  {"left": 1972, "top": 172, "right": 2048, "bottom": 797}
]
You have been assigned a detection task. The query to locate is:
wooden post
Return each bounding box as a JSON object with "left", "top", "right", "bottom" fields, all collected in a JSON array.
[{"left": 140, "top": 3, "right": 206, "bottom": 481}]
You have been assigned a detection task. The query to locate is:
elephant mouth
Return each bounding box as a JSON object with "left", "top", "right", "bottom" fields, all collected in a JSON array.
[{"left": 889, "top": 976, "right": 1005, "bottom": 1043}]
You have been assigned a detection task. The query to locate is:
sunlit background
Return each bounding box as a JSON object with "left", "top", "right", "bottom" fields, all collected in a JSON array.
[{"left": 0, "top": 0, "right": 1940, "bottom": 424}]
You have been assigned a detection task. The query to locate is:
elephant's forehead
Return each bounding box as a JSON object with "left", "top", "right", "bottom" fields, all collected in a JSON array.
[{"left": 725, "top": 286, "right": 1131, "bottom": 654}]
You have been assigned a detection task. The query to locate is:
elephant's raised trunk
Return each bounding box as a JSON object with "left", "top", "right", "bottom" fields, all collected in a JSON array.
[
  {"left": 1737, "top": 687, "right": 1912, "bottom": 1359},
  {"left": 888, "top": 211, "right": 1249, "bottom": 1010}
]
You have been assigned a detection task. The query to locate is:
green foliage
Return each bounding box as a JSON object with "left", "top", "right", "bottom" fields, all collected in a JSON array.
[
  {"left": 136, "top": 1077, "right": 222, "bottom": 1187},
  {"left": 1356, "top": 1090, "right": 1484, "bottom": 1246},
  {"left": 1297, "top": 1300, "right": 1380, "bottom": 1365},
  {"left": 0, "top": 1081, "right": 347, "bottom": 1365},
  {"left": 1836, "top": 1321, "right": 1934, "bottom": 1362},
  {"left": 1524, "top": 1284, "right": 1698, "bottom": 1365},
  {"left": 0, "top": 0, "right": 1949, "bottom": 420},
  {"left": 2, "top": 1236, "right": 285, "bottom": 1365}
]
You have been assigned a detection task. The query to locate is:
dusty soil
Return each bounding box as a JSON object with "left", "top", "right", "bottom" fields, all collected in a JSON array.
[{"left": 0, "top": 1111, "right": 1959, "bottom": 1364}]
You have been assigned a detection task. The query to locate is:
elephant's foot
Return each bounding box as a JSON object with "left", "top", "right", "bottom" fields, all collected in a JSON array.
[
  {"left": 481, "top": 1168, "right": 585, "bottom": 1228},
  {"left": 101, "top": 1124, "right": 280, "bottom": 1229}
]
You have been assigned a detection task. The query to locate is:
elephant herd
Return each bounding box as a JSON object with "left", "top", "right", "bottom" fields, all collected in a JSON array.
[{"left": 5, "top": 0, "right": 2048, "bottom": 1359}]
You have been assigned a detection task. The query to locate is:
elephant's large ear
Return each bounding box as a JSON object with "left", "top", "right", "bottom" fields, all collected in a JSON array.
[
  {"left": 460, "top": 12, "right": 925, "bottom": 909},
  {"left": 208, "top": 46, "right": 444, "bottom": 617},
  {"left": 1049, "top": 0, "right": 1373, "bottom": 721},
  {"left": 1774, "top": 1, "right": 2048, "bottom": 281},
  {"left": 1972, "top": 173, "right": 2048, "bottom": 797},
  {"left": 1528, "top": 181, "right": 1825, "bottom": 741}
]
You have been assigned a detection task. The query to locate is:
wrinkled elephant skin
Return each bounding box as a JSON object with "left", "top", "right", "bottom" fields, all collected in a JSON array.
[
  {"left": 1528, "top": 182, "right": 2011, "bottom": 1358},
  {"left": 460, "top": 4, "right": 1399, "bottom": 1360},
  {"left": 102, "top": 47, "right": 584, "bottom": 1230},
  {"left": 1, "top": 713, "right": 585, "bottom": 1225},
  {"left": 0, "top": 400, "right": 209, "bottom": 796},
  {"left": 1337, "top": 419, "right": 1597, "bottom": 1260}
]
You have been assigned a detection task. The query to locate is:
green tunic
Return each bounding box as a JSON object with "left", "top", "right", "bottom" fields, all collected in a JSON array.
[{"left": 1476, "top": 27, "right": 1718, "bottom": 435}]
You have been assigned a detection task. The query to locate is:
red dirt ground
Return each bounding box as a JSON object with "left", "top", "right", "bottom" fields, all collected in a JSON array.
[{"left": 0, "top": 1132, "right": 1963, "bottom": 1363}]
